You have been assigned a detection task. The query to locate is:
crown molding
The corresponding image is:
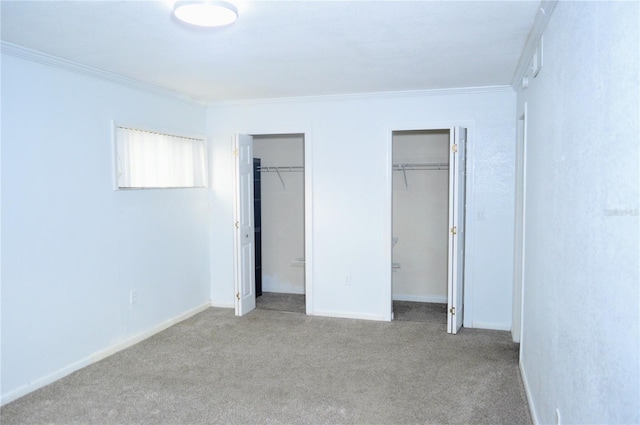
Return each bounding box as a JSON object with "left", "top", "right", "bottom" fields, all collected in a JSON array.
[
  {"left": 511, "top": 0, "right": 558, "bottom": 90},
  {"left": 1, "top": 40, "right": 516, "bottom": 108},
  {"left": 207, "top": 85, "right": 515, "bottom": 108},
  {"left": 0, "top": 41, "right": 207, "bottom": 106}
]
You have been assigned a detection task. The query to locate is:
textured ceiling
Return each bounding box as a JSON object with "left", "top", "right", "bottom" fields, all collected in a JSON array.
[{"left": 1, "top": 1, "right": 540, "bottom": 102}]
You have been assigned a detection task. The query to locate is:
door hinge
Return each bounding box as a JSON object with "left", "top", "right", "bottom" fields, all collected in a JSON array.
[
  {"left": 233, "top": 148, "right": 239, "bottom": 157},
  {"left": 449, "top": 307, "right": 456, "bottom": 315},
  {"left": 452, "top": 144, "right": 458, "bottom": 153},
  {"left": 236, "top": 292, "right": 240, "bottom": 300},
  {"left": 450, "top": 226, "right": 457, "bottom": 235},
  {"left": 235, "top": 221, "right": 239, "bottom": 229}
]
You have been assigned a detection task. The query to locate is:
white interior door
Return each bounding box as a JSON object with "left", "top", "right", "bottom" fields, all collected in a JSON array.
[
  {"left": 234, "top": 134, "right": 256, "bottom": 316},
  {"left": 447, "top": 127, "right": 467, "bottom": 334}
]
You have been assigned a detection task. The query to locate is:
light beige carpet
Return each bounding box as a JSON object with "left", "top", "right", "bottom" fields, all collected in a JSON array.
[{"left": 1, "top": 307, "right": 531, "bottom": 424}]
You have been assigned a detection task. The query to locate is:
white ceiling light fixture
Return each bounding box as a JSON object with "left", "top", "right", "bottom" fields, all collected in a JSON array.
[{"left": 173, "top": 1, "right": 238, "bottom": 27}]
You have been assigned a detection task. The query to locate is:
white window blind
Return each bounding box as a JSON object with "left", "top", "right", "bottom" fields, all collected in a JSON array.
[{"left": 116, "top": 126, "right": 207, "bottom": 188}]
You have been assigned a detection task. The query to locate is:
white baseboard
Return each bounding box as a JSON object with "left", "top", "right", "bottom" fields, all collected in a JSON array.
[
  {"left": 311, "top": 309, "right": 387, "bottom": 322},
  {"left": 520, "top": 360, "right": 539, "bottom": 424},
  {"left": 262, "top": 283, "right": 305, "bottom": 295},
  {"left": 392, "top": 294, "right": 447, "bottom": 303},
  {"left": 472, "top": 321, "right": 512, "bottom": 331},
  {"left": 1, "top": 301, "right": 212, "bottom": 406},
  {"left": 211, "top": 301, "right": 234, "bottom": 308}
]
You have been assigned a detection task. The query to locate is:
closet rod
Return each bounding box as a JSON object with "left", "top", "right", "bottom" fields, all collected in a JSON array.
[
  {"left": 257, "top": 166, "right": 304, "bottom": 173},
  {"left": 392, "top": 162, "right": 449, "bottom": 171}
]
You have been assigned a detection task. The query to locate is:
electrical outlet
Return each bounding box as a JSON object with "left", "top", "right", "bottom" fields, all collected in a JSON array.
[
  {"left": 130, "top": 290, "right": 137, "bottom": 305},
  {"left": 344, "top": 274, "right": 351, "bottom": 286}
]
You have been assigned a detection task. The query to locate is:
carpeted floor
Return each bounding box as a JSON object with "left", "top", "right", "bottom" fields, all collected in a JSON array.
[
  {"left": 256, "top": 291, "right": 306, "bottom": 314},
  {"left": 256, "top": 293, "right": 448, "bottom": 327},
  {"left": 1, "top": 307, "right": 532, "bottom": 425},
  {"left": 393, "top": 300, "right": 448, "bottom": 324}
]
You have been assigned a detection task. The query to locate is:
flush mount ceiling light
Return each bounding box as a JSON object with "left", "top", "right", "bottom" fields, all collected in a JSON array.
[{"left": 173, "top": 1, "right": 238, "bottom": 27}]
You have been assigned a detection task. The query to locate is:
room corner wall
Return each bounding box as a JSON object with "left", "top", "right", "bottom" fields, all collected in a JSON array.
[
  {"left": 1, "top": 53, "right": 211, "bottom": 403},
  {"left": 516, "top": 2, "right": 640, "bottom": 423}
]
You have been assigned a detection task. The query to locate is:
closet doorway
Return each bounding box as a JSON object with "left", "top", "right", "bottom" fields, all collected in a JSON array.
[
  {"left": 234, "top": 133, "right": 307, "bottom": 316},
  {"left": 391, "top": 128, "right": 466, "bottom": 334}
]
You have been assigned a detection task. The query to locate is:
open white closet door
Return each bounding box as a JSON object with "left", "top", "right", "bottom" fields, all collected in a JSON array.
[
  {"left": 447, "top": 127, "right": 467, "bottom": 334},
  {"left": 234, "top": 134, "right": 256, "bottom": 316}
]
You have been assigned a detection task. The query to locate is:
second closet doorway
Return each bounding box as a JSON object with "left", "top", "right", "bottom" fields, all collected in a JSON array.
[
  {"left": 253, "top": 134, "right": 306, "bottom": 314},
  {"left": 391, "top": 128, "right": 467, "bottom": 333}
]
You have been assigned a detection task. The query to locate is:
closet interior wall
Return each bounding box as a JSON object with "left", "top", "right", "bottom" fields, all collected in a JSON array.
[
  {"left": 392, "top": 130, "right": 449, "bottom": 303},
  {"left": 253, "top": 134, "right": 305, "bottom": 295}
]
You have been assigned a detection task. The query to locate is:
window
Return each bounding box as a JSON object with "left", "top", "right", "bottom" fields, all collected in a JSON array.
[{"left": 115, "top": 126, "right": 207, "bottom": 189}]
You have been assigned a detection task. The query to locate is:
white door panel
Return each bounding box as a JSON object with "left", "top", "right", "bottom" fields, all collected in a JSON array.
[
  {"left": 447, "top": 127, "right": 466, "bottom": 334},
  {"left": 234, "top": 134, "right": 256, "bottom": 316}
]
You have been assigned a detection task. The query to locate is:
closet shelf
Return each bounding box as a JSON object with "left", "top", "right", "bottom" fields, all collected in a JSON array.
[
  {"left": 393, "top": 162, "right": 449, "bottom": 190},
  {"left": 257, "top": 165, "right": 303, "bottom": 190}
]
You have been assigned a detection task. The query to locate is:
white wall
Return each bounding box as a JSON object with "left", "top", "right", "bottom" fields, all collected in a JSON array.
[
  {"left": 392, "top": 131, "right": 449, "bottom": 303},
  {"left": 208, "top": 89, "right": 516, "bottom": 326},
  {"left": 1, "top": 53, "right": 210, "bottom": 403},
  {"left": 253, "top": 135, "right": 305, "bottom": 294},
  {"left": 516, "top": 2, "right": 639, "bottom": 424}
]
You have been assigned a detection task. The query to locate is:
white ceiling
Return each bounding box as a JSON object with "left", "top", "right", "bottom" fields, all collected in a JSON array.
[{"left": 1, "top": 1, "right": 540, "bottom": 102}]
